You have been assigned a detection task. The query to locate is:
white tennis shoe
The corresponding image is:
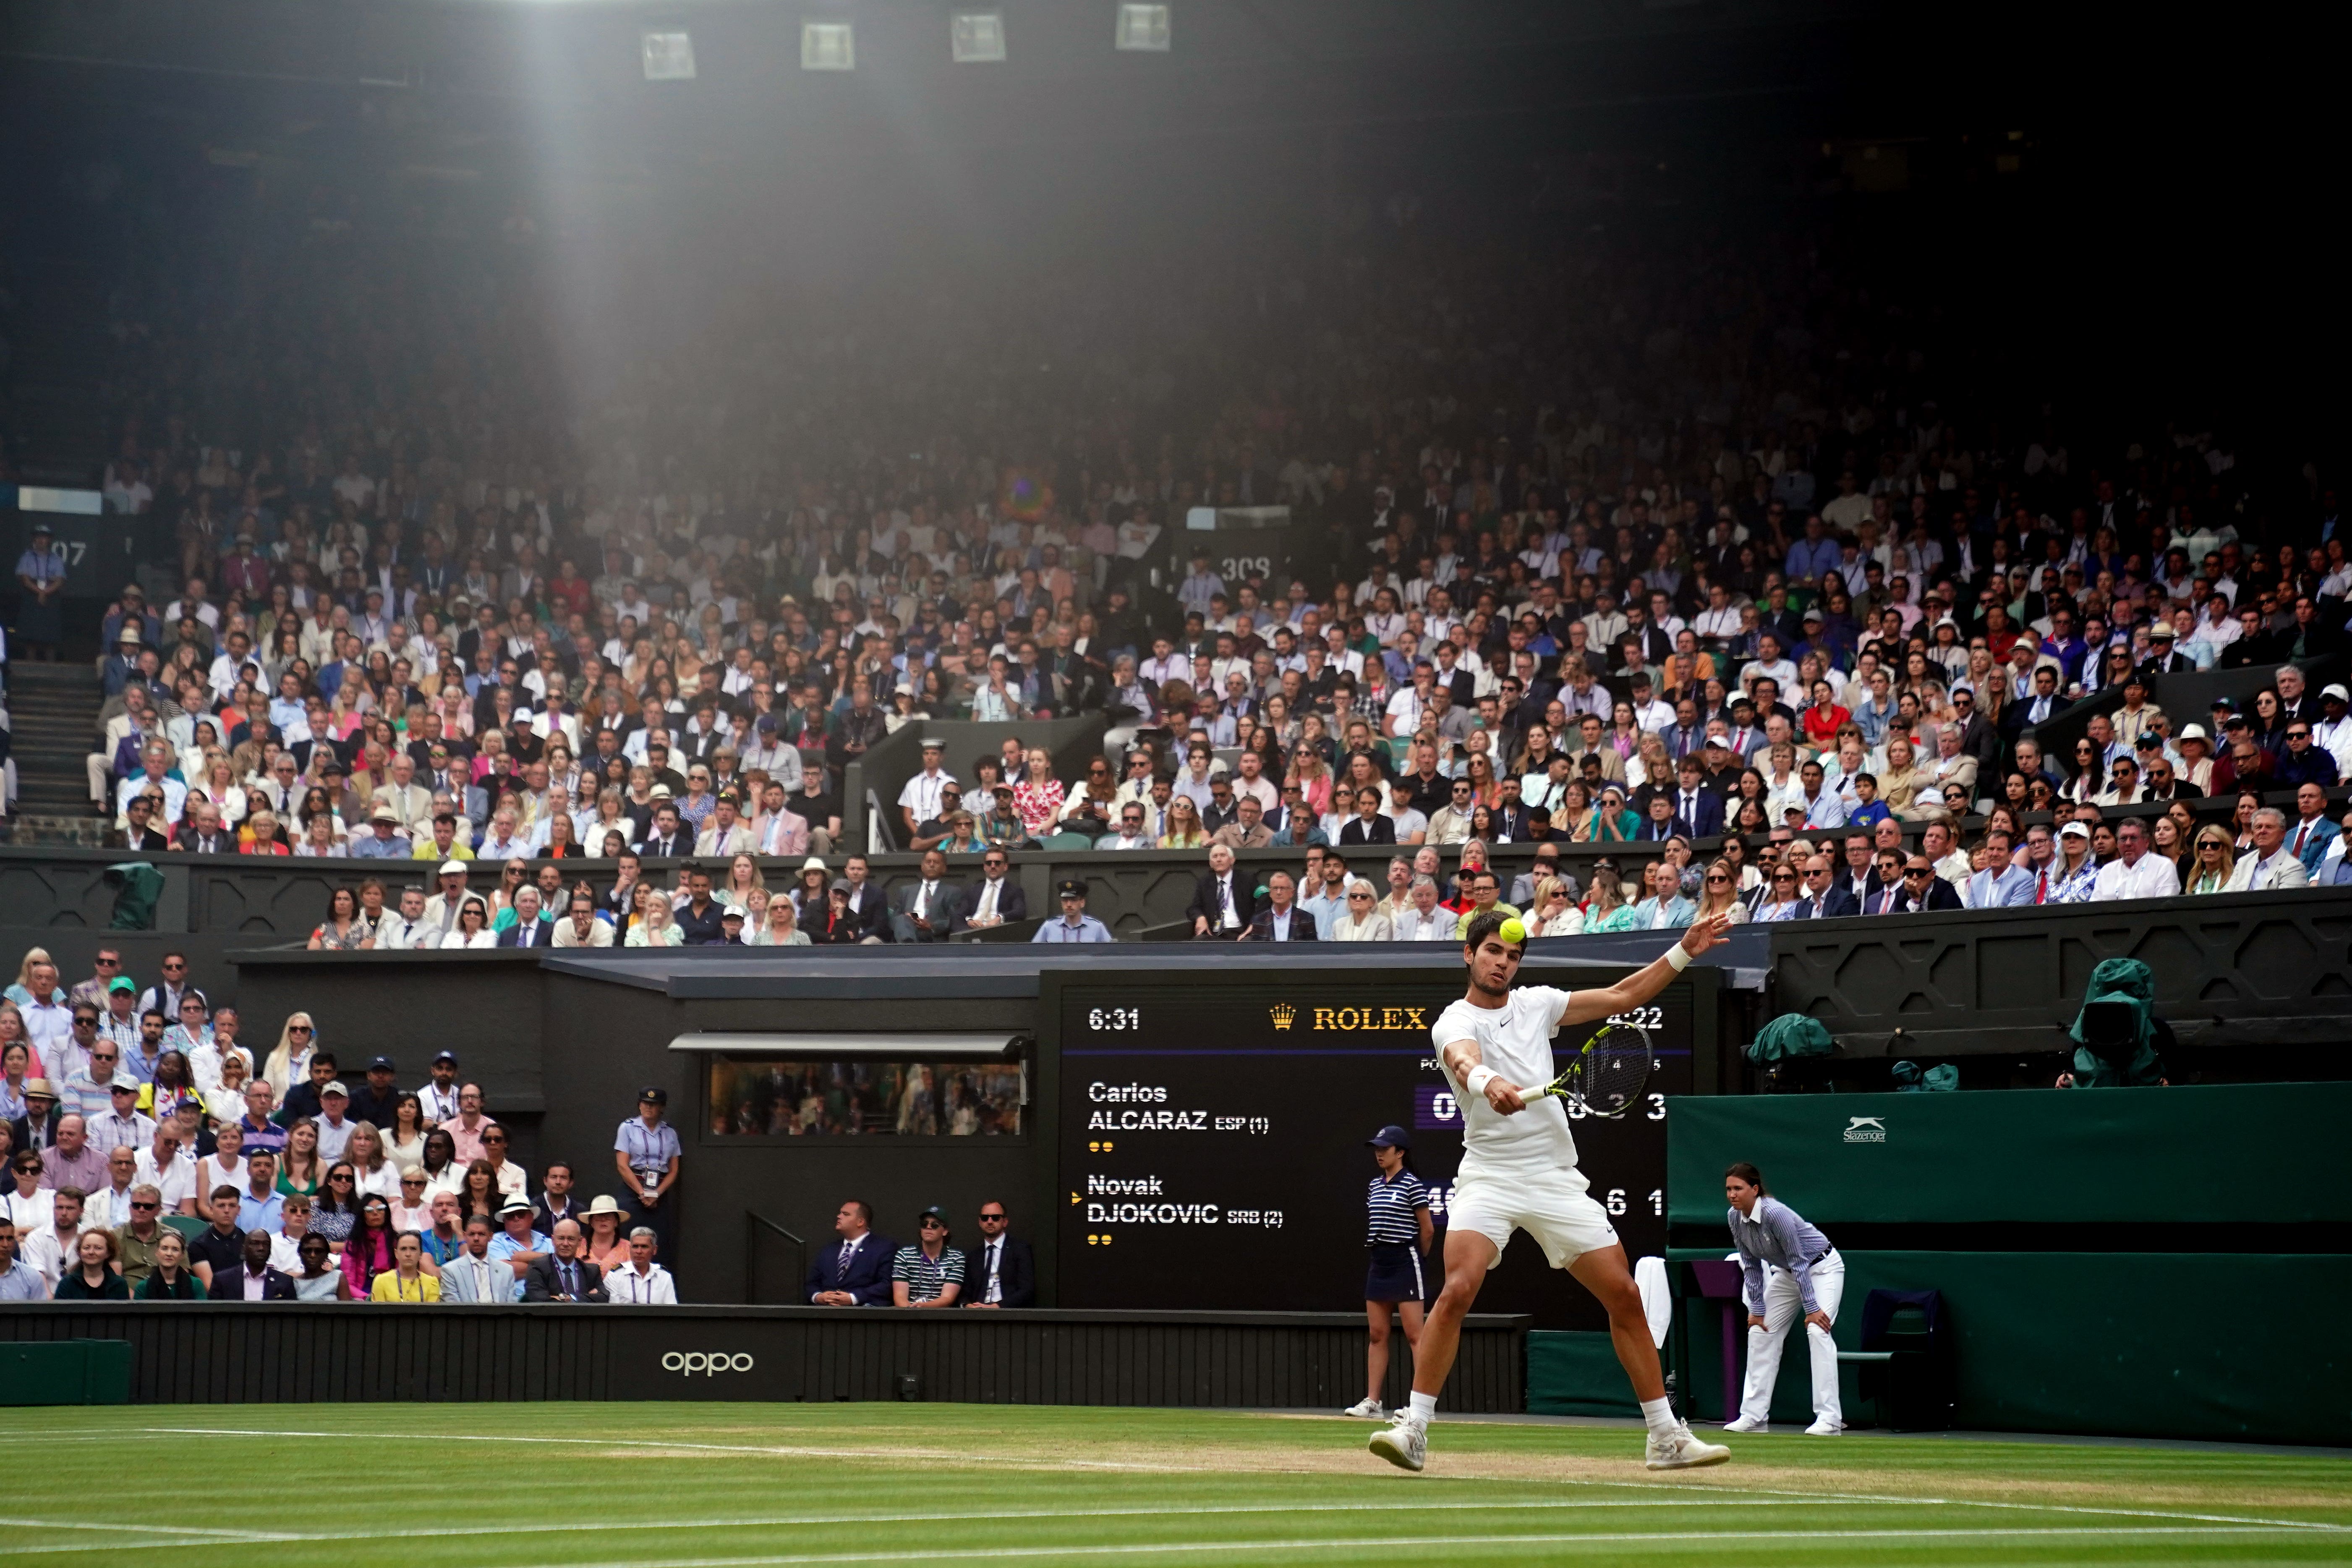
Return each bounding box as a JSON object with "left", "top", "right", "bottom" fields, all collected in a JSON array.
[
  {"left": 1368, "top": 1414, "right": 1427, "bottom": 1471},
  {"left": 1342, "top": 1397, "right": 1388, "bottom": 1419},
  {"left": 1721, "top": 1415, "right": 1768, "bottom": 1434},
  {"left": 1645, "top": 1424, "right": 1732, "bottom": 1469},
  {"left": 1805, "top": 1418, "right": 1844, "bottom": 1436}
]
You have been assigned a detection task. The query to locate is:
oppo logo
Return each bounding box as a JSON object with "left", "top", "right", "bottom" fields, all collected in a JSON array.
[{"left": 661, "top": 1351, "right": 756, "bottom": 1376}]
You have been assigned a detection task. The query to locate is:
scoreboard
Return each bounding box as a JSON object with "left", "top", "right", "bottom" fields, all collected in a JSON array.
[{"left": 1049, "top": 970, "right": 1701, "bottom": 1329}]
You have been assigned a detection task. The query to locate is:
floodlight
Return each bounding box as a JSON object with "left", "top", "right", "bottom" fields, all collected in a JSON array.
[
  {"left": 641, "top": 31, "right": 696, "bottom": 81},
  {"left": 802, "top": 21, "right": 855, "bottom": 70},
  {"left": 951, "top": 11, "right": 1006, "bottom": 63},
  {"left": 1113, "top": 3, "right": 1169, "bottom": 51}
]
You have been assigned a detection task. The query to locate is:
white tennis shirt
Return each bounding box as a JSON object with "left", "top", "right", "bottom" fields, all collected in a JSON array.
[{"left": 1433, "top": 985, "right": 1582, "bottom": 1180}]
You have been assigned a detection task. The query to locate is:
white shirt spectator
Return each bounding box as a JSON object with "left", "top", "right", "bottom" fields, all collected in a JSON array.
[
  {"left": 314, "top": 1115, "right": 357, "bottom": 1163},
  {"left": 135, "top": 1148, "right": 199, "bottom": 1213},
  {"left": 896, "top": 766, "right": 957, "bottom": 825},
  {"left": 607, "top": 1260, "right": 679, "bottom": 1305},
  {"left": 117, "top": 773, "right": 188, "bottom": 826},
  {"left": 2089, "top": 852, "right": 2182, "bottom": 903}
]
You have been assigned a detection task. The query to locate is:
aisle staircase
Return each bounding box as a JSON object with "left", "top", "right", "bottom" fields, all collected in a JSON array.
[{"left": 3, "top": 662, "right": 107, "bottom": 846}]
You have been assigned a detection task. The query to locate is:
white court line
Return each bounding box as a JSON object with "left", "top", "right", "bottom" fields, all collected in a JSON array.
[
  {"left": 501, "top": 1526, "right": 2326, "bottom": 1568},
  {"left": 0, "top": 1497, "right": 1887, "bottom": 1555},
  {"left": 0, "top": 1519, "right": 291, "bottom": 1542},
  {"left": 133, "top": 1426, "right": 2352, "bottom": 1538}
]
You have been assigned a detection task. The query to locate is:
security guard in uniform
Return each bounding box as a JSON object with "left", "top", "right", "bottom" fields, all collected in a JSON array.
[{"left": 614, "top": 1086, "right": 682, "bottom": 1266}]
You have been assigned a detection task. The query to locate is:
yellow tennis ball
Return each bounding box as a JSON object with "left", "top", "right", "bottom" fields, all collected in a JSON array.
[{"left": 1499, "top": 917, "right": 1527, "bottom": 945}]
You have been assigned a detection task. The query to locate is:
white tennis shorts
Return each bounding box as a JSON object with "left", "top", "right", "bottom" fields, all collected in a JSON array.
[{"left": 1448, "top": 1168, "right": 1620, "bottom": 1270}]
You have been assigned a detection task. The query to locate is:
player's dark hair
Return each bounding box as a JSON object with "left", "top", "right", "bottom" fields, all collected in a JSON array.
[
  {"left": 1724, "top": 1161, "right": 1765, "bottom": 1191},
  {"left": 1463, "top": 909, "right": 1522, "bottom": 953}
]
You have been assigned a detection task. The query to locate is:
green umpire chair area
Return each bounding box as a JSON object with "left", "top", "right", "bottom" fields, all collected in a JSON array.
[{"left": 1660, "top": 1081, "right": 2352, "bottom": 1447}]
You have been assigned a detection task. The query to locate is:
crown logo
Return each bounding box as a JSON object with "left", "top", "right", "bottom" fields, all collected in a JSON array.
[{"left": 1268, "top": 1004, "right": 1296, "bottom": 1031}]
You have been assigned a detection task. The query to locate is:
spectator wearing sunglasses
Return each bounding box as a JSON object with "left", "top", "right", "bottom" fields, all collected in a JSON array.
[
  {"left": 111, "top": 1182, "right": 170, "bottom": 1286},
  {"left": 957, "top": 852, "right": 1029, "bottom": 928},
  {"left": 134, "top": 953, "right": 192, "bottom": 1025},
  {"left": 1895, "top": 855, "right": 1964, "bottom": 912},
  {"left": 1750, "top": 864, "right": 1806, "bottom": 922}
]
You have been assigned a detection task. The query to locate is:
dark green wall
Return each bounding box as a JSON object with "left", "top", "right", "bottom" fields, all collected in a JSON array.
[{"left": 1666, "top": 1083, "right": 2352, "bottom": 1228}]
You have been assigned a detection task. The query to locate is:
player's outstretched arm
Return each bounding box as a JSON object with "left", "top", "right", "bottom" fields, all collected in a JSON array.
[
  {"left": 1558, "top": 909, "right": 1733, "bottom": 1027},
  {"left": 1441, "top": 1037, "right": 1526, "bottom": 1116}
]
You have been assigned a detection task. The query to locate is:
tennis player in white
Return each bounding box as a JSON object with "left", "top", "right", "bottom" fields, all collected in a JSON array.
[{"left": 1369, "top": 907, "right": 1736, "bottom": 1473}]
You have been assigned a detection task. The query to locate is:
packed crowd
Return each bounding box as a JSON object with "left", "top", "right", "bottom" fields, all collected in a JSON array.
[
  {"left": 0, "top": 944, "right": 681, "bottom": 1302},
  {"left": 41, "top": 197, "right": 2347, "bottom": 932}
]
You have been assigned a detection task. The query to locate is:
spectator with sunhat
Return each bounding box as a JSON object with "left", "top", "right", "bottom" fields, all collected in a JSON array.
[
  {"left": 486, "top": 1192, "right": 552, "bottom": 1298},
  {"left": 351, "top": 806, "right": 412, "bottom": 860}
]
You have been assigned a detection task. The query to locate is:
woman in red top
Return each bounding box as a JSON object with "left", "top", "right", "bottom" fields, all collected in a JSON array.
[
  {"left": 240, "top": 808, "right": 293, "bottom": 855},
  {"left": 1801, "top": 679, "right": 1851, "bottom": 749},
  {"left": 1011, "top": 747, "right": 1066, "bottom": 838}
]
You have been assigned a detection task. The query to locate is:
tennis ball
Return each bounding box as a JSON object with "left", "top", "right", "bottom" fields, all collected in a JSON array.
[{"left": 1498, "top": 917, "right": 1527, "bottom": 945}]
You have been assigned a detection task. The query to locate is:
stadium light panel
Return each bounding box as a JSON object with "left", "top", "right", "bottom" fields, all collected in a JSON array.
[
  {"left": 951, "top": 11, "right": 1007, "bottom": 62},
  {"left": 1113, "top": 3, "right": 1169, "bottom": 51},
  {"left": 802, "top": 21, "right": 856, "bottom": 70},
  {"left": 641, "top": 30, "right": 696, "bottom": 80}
]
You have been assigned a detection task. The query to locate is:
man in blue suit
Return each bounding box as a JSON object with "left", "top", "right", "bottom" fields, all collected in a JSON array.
[
  {"left": 805, "top": 1198, "right": 896, "bottom": 1306},
  {"left": 494, "top": 885, "right": 555, "bottom": 947},
  {"left": 1666, "top": 759, "right": 1724, "bottom": 840},
  {"left": 1793, "top": 853, "right": 1861, "bottom": 919}
]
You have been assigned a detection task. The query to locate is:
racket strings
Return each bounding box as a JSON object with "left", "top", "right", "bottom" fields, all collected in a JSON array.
[{"left": 1577, "top": 1027, "right": 1654, "bottom": 1116}]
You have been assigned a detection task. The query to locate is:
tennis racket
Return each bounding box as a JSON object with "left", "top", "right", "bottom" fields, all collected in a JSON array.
[{"left": 1518, "top": 1022, "right": 1656, "bottom": 1119}]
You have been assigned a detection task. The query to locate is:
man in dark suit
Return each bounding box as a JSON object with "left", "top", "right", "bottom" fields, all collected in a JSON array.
[
  {"left": 838, "top": 858, "right": 889, "bottom": 941},
  {"left": 805, "top": 1198, "right": 895, "bottom": 1306},
  {"left": 521, "top": 1220, "right": 608, "bottom": 1302},
  {"left": 1946, "top": 687, "right": 1999, "bottom": 768},
  {"left": 962, "top": 1200, "right": 1036, "bottom": 1308},
  {"left": 952, "top": 851, "right": 1028, "bottom": 932},
  {"left": 1336, "top": 787, "right": 1398, "bottom": 846},
  {"left": 1665, "top": 759, "right": 1724, "bottom": 840},
  {"left": 1793, "top": 854, "right": 1862, "bottom": 920},
  {"left": 207, "top": 1228, "right": 297, "bottom": 1300},
  {"left": 887, "top": 849, "right": 967, "bottom": 943},
  {"left": 7, "top": 1082, "right": 62, "bottom": 1154},
  {"left": 1241, "top": 870, "right": 1317, "bottom": 941},
  {"left": 1896, "top": 856, "right": 1964, "bottom": 912},
  {"left": 1187, "top": 844, "right": 1259, "bottom": 937},
  {"left": 2005, "top": 664, "right": 2072, "bottom": 735},
  {"left": 2136, "top": 624, "right": 2198, "bottom": 677},
  {"left": 494, "top": 886, "right": 555, "bottom": 947},
  {"left": 639, "top": 802, "right": 693, "bottom": 858}
]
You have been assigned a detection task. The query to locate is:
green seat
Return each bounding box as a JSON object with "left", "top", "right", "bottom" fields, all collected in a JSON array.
[{"left": 162, "top": 1215, "right": 209, "bottom": 1243}]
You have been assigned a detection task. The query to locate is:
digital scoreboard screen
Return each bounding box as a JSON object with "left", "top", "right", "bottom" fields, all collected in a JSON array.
[{"left": 1053, "top": 972, "right": 1696, "bottom": 1327}]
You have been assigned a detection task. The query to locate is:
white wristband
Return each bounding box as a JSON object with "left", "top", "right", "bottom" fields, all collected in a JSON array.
[
  {"left": 1465, "top": 1065, "right": 1498, "bottom": 1096},
  {"left": 1665, "top": 944, "right": 1692, "bottom": 973}
]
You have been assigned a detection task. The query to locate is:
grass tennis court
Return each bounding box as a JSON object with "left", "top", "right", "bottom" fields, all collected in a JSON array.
[{"left": 15, "top": 1403, "right": 2351, "bottom": 1565}]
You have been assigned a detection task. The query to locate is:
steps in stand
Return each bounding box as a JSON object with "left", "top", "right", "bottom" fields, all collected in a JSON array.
[{"left": 5, "top": 661, "right": 105, "bottom": 832}]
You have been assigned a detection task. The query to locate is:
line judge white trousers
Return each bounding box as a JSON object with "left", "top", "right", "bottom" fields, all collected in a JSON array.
[{"left": 1738, "top": 1253, "right": 1845, "bottom": 1427}]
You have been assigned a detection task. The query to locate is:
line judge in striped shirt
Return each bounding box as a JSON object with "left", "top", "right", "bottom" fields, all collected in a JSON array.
[{"left": 1343, "top": 1125, "right": 1433, "bottom": 1421}]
